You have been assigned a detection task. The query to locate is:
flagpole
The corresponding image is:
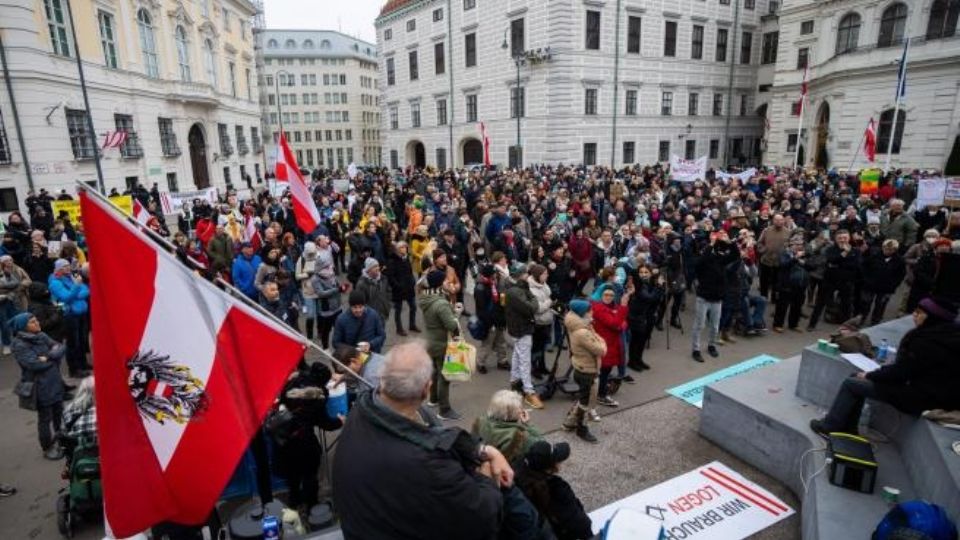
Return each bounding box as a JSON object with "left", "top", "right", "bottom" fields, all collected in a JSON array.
[
  {"left": 846, "top": 118, "right": 869, "bottom": 174},
  {"left": 64, "top": 0, "right": 105, "bottom": 193},
  {"left": 75, "top": 182, "right": 375, "bottom": 390},
  {"left": 885, "top": 38, "right": 909, "bottom": 173},
  {"left": 793, "top": 97, "right": 805, "bottom": 169}
]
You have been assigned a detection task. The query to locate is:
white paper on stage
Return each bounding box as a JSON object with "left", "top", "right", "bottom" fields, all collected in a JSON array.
[{"left": 841, "top": 353, "right": 881, "bottom": 373}]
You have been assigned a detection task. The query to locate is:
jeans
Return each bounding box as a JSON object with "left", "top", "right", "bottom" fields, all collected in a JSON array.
[
  {"left": 429, "top": 351, "right": 451, "bottom": 411},
  {"left": 858, "top": 291, "right": 892, "bottom": 326},
  {"left": 742, "top": 294, "right": 768, "bottom": 329},
  {"left": 38, "top": 401, "right": 63, "bottom": 451},
  {"left": 393, "top": 297, "right": 417, "bottom": 331},
  {"left": 482, "top": 325, "right": 509, "bottom": 367},
  {"left": 317, "top": 313, "right": 337, "bottom": 348},
  {"left": 64, "top": 315, "right": 87, "bottom": 374},
  {"left": 759, "top": 263, "right": 780, "bottom": 301},
  {"left": 692, "top": 297, "right": 722, "bottom": 351},
  {"left": 506, "top": 333, "right": 534, "bottom": 394},
  {"left": 598, "top": 366, "right": 614, "bottom": 398},
  {"left": 0, "top": 300, "right": 18, "bottom": 346},
  {"left": 824, "top": 377, "right": 880, "bottom": 432},
  {"left": 720, "top": 296, "right": 743, "bottom": 332}
]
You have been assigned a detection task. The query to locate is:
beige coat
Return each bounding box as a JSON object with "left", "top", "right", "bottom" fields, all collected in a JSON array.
[
  {"left": 757, "top": 225, "right": 791, "bottom": 267},
  {"left": 564, "top": 311, "right": 606, "bottom": 374}
]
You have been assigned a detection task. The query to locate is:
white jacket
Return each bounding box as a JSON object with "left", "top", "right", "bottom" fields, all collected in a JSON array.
[{"left": 527, "top": 277, "right": 554, "bottom": 326}]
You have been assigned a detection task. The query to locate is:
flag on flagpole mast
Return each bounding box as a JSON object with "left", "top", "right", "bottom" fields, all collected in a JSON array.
[
  {"left": 132, "top": 198, "right": 151, "bottom": 225},
  {"left": 864, "top": 118, "right": 877, "bottom": 163},
  {"left": 101, "top": 131, "right": 128, "bottom": 150},
  {"left": 793, "top": 65, "right": 809, "bottom": 169},
  {"left": 884, "top": 38, "right": 909, "bottom": 172},
  {"left": 243, "top": 212, "right": 262, "bottom": 252},
  {"left": 80, "top": 190, "right": 306, "bottom": 537},
  {"left": 480, "top": 122, "right": 491, "bottom": 168},
  {"left": 274, "top": 133, "right": 322, "bottom": 233}
]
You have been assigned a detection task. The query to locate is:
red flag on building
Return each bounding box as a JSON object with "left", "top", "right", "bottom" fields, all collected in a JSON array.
[
  {"left": 480, "top": 122, "right": 491, "bottom": 168},
  {"left": 274, "top": 133, "right": 321, "bottom": 233},
  {"left": 81, "top": 191, "right": 305, "bottom": 537},
  {"left": 800, "top": 65, "right": 809, "bottom": 98},
  {"left": 864, "top": 118, "right": 877, "bottom": 163}
]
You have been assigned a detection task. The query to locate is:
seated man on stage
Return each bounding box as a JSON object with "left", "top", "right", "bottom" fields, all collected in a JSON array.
[{"left": 810, "top": 296, "right": 960, "bottom": 437}]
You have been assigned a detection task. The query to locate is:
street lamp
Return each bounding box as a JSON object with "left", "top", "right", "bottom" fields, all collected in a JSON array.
[{"left": 501, "top": 31, "right": 552, "bottom": 169}]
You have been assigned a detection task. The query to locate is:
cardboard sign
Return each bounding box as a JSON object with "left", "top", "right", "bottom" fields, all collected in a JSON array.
[
  {"left": 916, "top": 178, "right": 946, "bottom": 208},
  {"left": 590, "top": 461, "right": 795, "bottom": 540},
  {"left": 670, "top": 155, "right": 708, "bottom": 182},
  {"left": 52, "top": 195, "right": 133, "bottom": 223},
  {"left": 945, "top": 178, "right": 960, "bottom": 207},
  {"left": 666, "top": 355, "right": 780, "bottom": 408}
]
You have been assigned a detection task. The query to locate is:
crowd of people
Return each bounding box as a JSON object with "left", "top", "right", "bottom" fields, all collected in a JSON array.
[{"left": 3, "top": 163, "right": 960, "bottom": 538}]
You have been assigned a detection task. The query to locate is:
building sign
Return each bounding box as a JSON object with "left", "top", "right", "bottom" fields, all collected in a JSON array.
[{"left": 30, "top": 162, "right": 67, "bottom": 175}]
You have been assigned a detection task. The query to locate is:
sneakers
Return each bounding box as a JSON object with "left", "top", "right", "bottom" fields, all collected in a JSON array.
[
  {"left": 597, "top": 396, "right": 619, "bottom": 408},
  {"left": 691, "top": 350, "right": 705, "bottom": 363},
  {"left": 587, "top": 409, "right": 601, "bottom": 422},
  {"left": 524, "top": 393, "right": 545, "bottom": 410},
  {"left": 438, "top": 409, "right": 462, "bottom": 421},
  {"left": 707, "top": 345, "right": 719, "bottom": 358},
  {"left": 43, "top": 447, "right": 64, "bottom": 461},
  {"left": 425, "top": 401, "right": 439, "bottom": 408},
  {"left": 576, "top": 426, "right": 598, "bottom": 444}
]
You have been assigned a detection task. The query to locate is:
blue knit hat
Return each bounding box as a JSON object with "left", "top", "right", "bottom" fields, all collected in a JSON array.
[
  {"left": 569, "top": 299, "right": 590, "bottom": 317},
  {"left": 9, "top": 312, "right": 33, "bottom": 333}
]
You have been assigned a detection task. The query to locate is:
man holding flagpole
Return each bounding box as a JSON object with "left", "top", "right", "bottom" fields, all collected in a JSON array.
[{"left": 884, "top": 38, "right": 910, "bottom": 172}]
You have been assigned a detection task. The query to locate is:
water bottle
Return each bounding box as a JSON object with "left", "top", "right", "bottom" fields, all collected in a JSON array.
[
  {"left": 877, "top": 339, "right": 889, "bottom": 363},
  {"left": 262, "top": 515, "right": 280, "bottom": 539}
]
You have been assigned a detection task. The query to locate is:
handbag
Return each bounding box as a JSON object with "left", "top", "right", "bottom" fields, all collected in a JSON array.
[
  {"left": 14, "top": 378, "right": 37, "bottom": 411},
  {"left": 442, "top": 324, "right": 477, "bottom": 383}
]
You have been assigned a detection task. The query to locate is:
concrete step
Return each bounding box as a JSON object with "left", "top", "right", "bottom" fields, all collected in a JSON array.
[{"left": 699, "top": 356, "right": 918, "bottom": 540}]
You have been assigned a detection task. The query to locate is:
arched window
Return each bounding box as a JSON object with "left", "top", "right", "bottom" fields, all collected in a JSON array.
[
  {"left": 321, "top": 39, "right": 332, "bottom": 49},
  {"left": 203, "top": 39, "right": 218, "bottom": 88},
  {"left": 267, "top": 38, "right": 278, "bottom": 48},
  {"left": 878, "top": 3, "right": 908, "bottom": 47},
  {"left": 927, "top": 0, "right": 960, "bottom": 39},
  {"left": 137, "top": 9, "right": 159, "bottom": 77},
  {"left": 835, "top": 13, "right": 861, "bottom": 54},
  {"left": 303, "top": 39, "right": 314, "bottom": 49},
  {"left": 285, "top": 39, "right": 296, "bottom": 49},
  {"left": 175, "top": 25, "right": 190, "bottom": 81},
  {"left": 877, "top": 109, "right": 906, "bottom": 154}
]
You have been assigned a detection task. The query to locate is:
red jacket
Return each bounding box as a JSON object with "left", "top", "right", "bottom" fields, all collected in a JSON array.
[{"left": 591, "top": 300, "right": 627, "bottom": 368}]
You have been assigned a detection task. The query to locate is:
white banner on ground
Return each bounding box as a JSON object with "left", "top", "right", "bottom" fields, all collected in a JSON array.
[
  {"left": 159, "top": 187, "right": 219, "bottom": 214},
  {"left": 670, "top": 155, "right": 708, "bottom": 182},
  {"left": 916, "top": 178, "right": 946, "bottom": 208},
  {"left": 589, "top": 461, "right": 795, "bottom": 540},
  {"left": 716, "top": 168, "right": 757, "bottom": 184}
]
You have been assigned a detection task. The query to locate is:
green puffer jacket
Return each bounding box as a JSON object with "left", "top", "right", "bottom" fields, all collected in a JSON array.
[
  {"left": 418, "top": 290, "right": 459, "bottom": 359},
  {"left": 471, "top": 415, "right": 544, "bottom": 463}
]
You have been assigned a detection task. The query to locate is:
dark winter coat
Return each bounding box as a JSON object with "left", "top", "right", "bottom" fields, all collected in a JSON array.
[
  {"left": 861, "top": 250, "right": 906, "bottom": 295},
  {"left": 354, "top": 273, "right": 391, "bottom": 321},
  {"left": 14, "top": 331, "right": 66, "bottom": 407},
  {"left": 332, "top": 308, "right": 386, "bottom": 353},
  {"left": 514, "top": 464, "right": 592, "bottom": 540},
  {"left": 823, "top": 244, "right": 861, "bottom": 282},
  {"left": 27, "top": 283, "right": 66, "bottom": 343},
  {"left": 418, "top": 291, "right": 459, "bottom": 360},
  {"left": 273, "top": 367, "right": 343, "bottom": 479},
  {"left": 777, "top": 251, "right": 811, "bottom": 291},
  {"left": 504, "top": 280, "right": 538, "bottom": 338},
  {"left": 384, "top": 252, "right": 416, "bottom": 301},
  {"left": 627, "top": 280, "right": 663, "bottom": 330},
  {"left": 694, "top": 244, "right": 740, "bottom": 302},
  {"left": 332, "top": 392, "right": 502, "bottom": 540},
  {"left": 866, "top": 320, "right": 960, "bottom": 414}
]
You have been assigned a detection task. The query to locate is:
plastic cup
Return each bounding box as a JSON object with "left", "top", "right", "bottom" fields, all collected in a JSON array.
[{"left": 882, "top": 486, "right": 900, "bottom": 506}]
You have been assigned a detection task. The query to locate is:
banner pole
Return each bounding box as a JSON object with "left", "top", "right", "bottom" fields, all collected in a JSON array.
[{"left": 846, "top": 118, "right": 869, "bottom": 174}]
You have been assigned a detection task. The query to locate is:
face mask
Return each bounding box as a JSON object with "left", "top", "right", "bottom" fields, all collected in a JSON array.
[
  {"left": 926, "top": 237, "right": 937, "bottom": 245},
  {"left": 640, "top": 275, "right": 651, "bottom": 281},
  {"left": 476, "top": 250, "right": 485, "bottom": 257}
]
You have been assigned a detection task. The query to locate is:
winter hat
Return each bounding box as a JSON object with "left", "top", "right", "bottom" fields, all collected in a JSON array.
[
  {"left": 53, "top": 259, "right": 70, "bottom": 273},
  {"left": 480, "top": 264, "right": 495, "bottom": 278},
  {"left": 426, "top": 269, "right": 446, "bottom": 289},
  {"left": 918, "top": 297, "right": 959, "bottom": 322},
  {"left": 303, "top": 241, "right": 318, "bottom": 257},
  {"left": 525, "top": 441, "right": 571, "bottom": 472},
  {"left": 569, "top": 299, "right": 590, "bottom": 317},
  {"left": 9, "top": 312, "right": 33, "bottom": 333},
  {"left": 348, "top": 290, "right": 366, "bottom": 307},
  {"left": 509, "top": 262, "right": 528, "bottom": 277},
  {"left": 364, "top": 257, "right": 380, "bottom": 271}
]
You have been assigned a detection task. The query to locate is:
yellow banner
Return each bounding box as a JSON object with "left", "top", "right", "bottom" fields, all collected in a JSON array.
[{"left": 51, "top": 195, "right": 134, "bottom": 225}]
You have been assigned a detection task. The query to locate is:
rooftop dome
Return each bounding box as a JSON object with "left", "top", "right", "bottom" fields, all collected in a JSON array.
[{"left": 379, "top": 0, "right": 417, "bottom": 17}]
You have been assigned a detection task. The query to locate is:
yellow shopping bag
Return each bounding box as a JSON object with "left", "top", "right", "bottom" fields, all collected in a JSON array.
[{"left": 442, "top": 338, "right": 477, "bottom": 382}]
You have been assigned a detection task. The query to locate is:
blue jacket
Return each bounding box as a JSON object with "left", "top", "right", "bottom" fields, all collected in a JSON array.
[
  {"left": 48, "top": 274, "right": 89, "bottom": 316},
  {"left": 485, "top": 214, "right": 512, "bottom": 242},
  {"left": 232, "top": 254, "right": 262, "bottom": 298},
  {"left": 332, "top": 308, "right": 386, "bottom": 353}
]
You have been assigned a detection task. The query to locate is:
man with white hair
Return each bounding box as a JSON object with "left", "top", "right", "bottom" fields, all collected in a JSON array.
[
  {"left": 881, "top": 198, "right": 919, "bottom": 254},
  {"left": 333, "top": 341, "right": 512, "bottom": 539}
]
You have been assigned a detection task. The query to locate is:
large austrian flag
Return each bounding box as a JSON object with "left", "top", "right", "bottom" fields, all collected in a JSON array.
[
  {"left": 274, "top": 133, "right": 321, "bottom": 233},
  {"left": 81, "top": 192, "right": 305, "bottom": 537}
]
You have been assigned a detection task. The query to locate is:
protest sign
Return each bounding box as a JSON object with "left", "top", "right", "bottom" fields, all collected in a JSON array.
[
  {"left": 670, "top": 155, "right": 708, "bottom": 182},
  {"left": 666, "top": 355, "right": 780, "bottom": 408},
  {"left": 332, "top": 179, "right": 351, "bottom": 193},
  {"left": 715, "top": 168, "right": 757, "bottom": 184},
  {"left": 916, "top": 178, "right": 946, "bottom": 208},
  {"left": 53, "top": 195, "right": 133, "bottom": 223},
  {"left": 159, "top": 187, "right": 218, "bottom": 214},
  {"left": 347, "top": 162, "right": 359, "bottom": 179},
  {"left": 589, "top": 461, "right": 795, "bottom": 540},
  {"left": 859, "top": 168, "right": 882, "bottom": 195},
  {"left": 945, "top": 178, "right": 960, "bottom": 207}
]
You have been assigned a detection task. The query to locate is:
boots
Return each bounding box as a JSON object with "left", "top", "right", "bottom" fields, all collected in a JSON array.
[
  {"left": 721, "top": 330, "right": 737, "bottom": 344},
  {"left": 562, "top": 405, "right": 580, "bottom": 431},
  {"left": 576, "top": 425, "right": 598, "bottom": 443}
]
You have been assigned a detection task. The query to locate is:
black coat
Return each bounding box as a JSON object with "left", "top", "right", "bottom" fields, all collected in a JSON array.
[
  {"left": 861, "top": 250, "right": 906, "bottom": 294},
  {"left": 384, "top": 252, "right": 416, "bottom": 301},
  {"left": 332, "top": 392, "right": 502, "bottom": 540},
  {"left": 504, "top": 280, "right": 538, "bottom": 338},
  {"left": 823, "top": 244, "right": 860, "bottom": 282},
  {"left": 866, "top": 320, "right": 960, "bottom": 414},
  {"left": 439, "top": 239, "right": 469, "bottom": 277},
  {"left": 694, "top": 244, "right": 739, "bottom": 302},
  {"left": 627, "top": 281, "right": 663, "bottom": 330},
  {"left": 514, "top": 464, "right": 592, "bottom": 540}
]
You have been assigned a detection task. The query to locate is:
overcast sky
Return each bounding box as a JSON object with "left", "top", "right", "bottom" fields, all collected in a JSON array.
[{"left": 263, "top": 0, "right": 382, "bottom": 44}]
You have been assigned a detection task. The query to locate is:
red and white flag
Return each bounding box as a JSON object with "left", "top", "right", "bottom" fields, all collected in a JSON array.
[
  {"left": 480, "top": 122, "right": 491, "bottom": 168},
  {"left": 864, "top": 118, "right": 877, "bottom": 163},
  {"left": 102, "top": 131, "right": 128, "bottom": 149},
  {"left": 800, "top": 65, "right": 809, "bottom": 98},
  {"left": 243, "top": 213, "right": 262, "bottom": 252},
  {"left": 132, "top": 199, "right": 151, "bottom": 225},
  {"left": 274, "top": 134, "right": 321, "bottom": 233},
  {"left": 81, "top": 191, "right": 305, "bottom": 537}
]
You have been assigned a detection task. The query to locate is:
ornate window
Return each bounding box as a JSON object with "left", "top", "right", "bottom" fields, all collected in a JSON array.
[
  {"left": 204, "top": 39, "right": 218, "bottom": 87},
  {"left": 878, "top": 3, "right": 908, "bottom": 48},
  {"left": 835, "top": 13, "right": 861, "bottom": 55},
  {"left": 175, "top": 25, "right": 190, "bottom": 81},
  {"left": 137, "top": 8, "right": 159, "bottom": 78}
]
